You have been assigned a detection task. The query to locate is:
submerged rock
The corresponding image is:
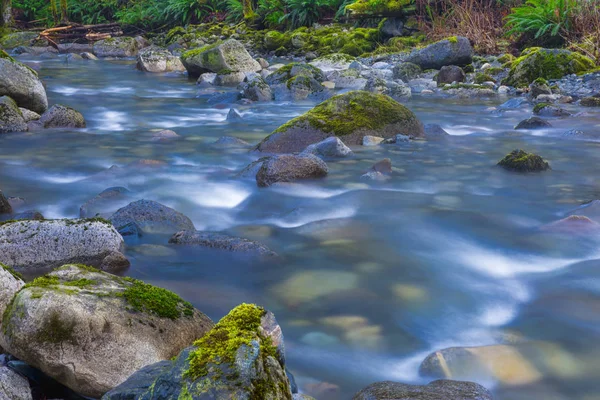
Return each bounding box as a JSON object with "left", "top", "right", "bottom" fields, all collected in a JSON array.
[
  {"left": 424, "top": 123, "right": 450, "bottom": 140},
  {"left": 0, "top": 50, "right": 48, "bottom": 114},
  {"left": 406, "top": 36, "right": 473, "bottom": 70},
  {"left": 0, "top": 96, "right": 27, "bottom": 133},
  {"left": 110, "top": 199, "right": 195, "bottom": 235},
  {"left": 169, "top": 230, "right": 277, "bottom": 256},
  {"left": 504, "top": 48, "right": 594, "bottom": 87},
  {"left": 93, "top": 37, "right": 141, "bottom": 58},
  {"left": 514, "top": 117, "right": 551, "bottom": 130},
  {"left": 151, "top": 129, "right": 180, "bottom": 141},
  {"left": 256, "top": 154, "right": 329, "bottom": 187},
  {"left": 103, "top": 304, "right": 291, "bottom": 400},
  {"left": 0, "top": 366, "right": 32, "bottom": 400},
  {"left": 136, "top": 46, "right": 185, "bottom": 73},
  {"left": 0, "top": 218, "right": 127, "bottom": 275},
  {"left": 301, "top": 136, "right": 353, "bottom": 158},
  {"left": 497, "top": 149, "right": 550, "bottom": 172},
  {"left": 212, "top": 135, "right": 250, "bottom": 148},
  {"left": 37, "top": 104, "right": 86, "bottom": 128},
  {"left": 0, "top": 264, "right": 214, "bottom": 398},
  {"left": 256, "top": 91, "right": 424, "bottom": 153},
  {"left": 80, "top": 187, "right": 132, "bottom": 218},
  {"left": 226, "top": 107, "right": 244, "bottom": 121},
  {"left": 181, "top": 39, "right": 261, "bottom": 78},
  {"left": 353, "top": 380, "right": 493, "bottom": 400}
]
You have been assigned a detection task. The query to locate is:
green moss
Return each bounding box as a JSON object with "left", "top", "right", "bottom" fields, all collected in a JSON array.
[
  {"left": 345, "top": 0, "right": 413, "bottom": 17},
  {"left": 442, "top": 83, "right": 486, "bottom": 90},
  {"left": 533, "top": 77, "right": 549, "bottom": 85},
  {"left": 486, "top": 67, "right": 504, "bottom": 75},
  {"left": 498, "top": 149, "right": 550, "bottom": 172},
  {"left": 121, "top": 278, "right": 194, "bottom": 320},
  {"left": 1, "top": 263, "right": 23, "bottom": 281},
  {"left": 447, "top": 36, "right": 458, "bottom": 44},
  {"left": 533, "top": 102, "right": 551, "bottom": 113},
  {"left": 497, "top": 53, "right": 514, "bottom": 64},
  {"left": 474, "top": 73, "right": 495, "bottom": 84},
  {"left": 273, "top": 91, "right": 416, "bottom": 137},
  {"left": 186, "top": 303, "right": 277, "bottom": 381},
  {"left": 264, "top": 31, "right": 288, "bottom": 51},
  {"left": 35, "top": 311, "right": 76, "bottom": 344}
]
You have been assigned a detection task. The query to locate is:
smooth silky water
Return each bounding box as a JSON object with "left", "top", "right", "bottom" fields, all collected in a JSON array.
[{"left": 2, "top": 55, "right": 600, "bottom": 399}]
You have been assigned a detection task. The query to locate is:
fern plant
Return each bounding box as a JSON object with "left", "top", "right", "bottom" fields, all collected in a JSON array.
[
  {"left": 505, "top": 0, "right": 577, "bottom": 41},
  {"left": 280, "top": 0, "right": 333, "bottom": 28}
]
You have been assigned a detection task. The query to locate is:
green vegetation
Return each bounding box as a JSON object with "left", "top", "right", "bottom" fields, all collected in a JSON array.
[
  {"left": 1, "top": 262, "right": 23, "bottom": 281},
  {"left": 497, "top": 149, "right": 550, "bottom": 172},
  {"left": 121, "top": 277, "right": 195, "bottom": 319}
]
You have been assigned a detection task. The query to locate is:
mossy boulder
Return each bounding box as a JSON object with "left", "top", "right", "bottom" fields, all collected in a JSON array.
[
  {"left": 0, "top": 264, "right": 213, "bottom": 398},
  {"left": 0, "top": 96, "right": 27, "bottom": 133},
  {"left": 103, "top": 304, "right": 291, "bottom": 400},
  {"left": 353, "top": 380, "right": 492, "bottom": 400},
  {"left": 345, "top": 0, "right": 413, "bottom": 17},
  {"left": 474, "top": 73, "right": 495, "bottom": 84},
  {"left": 497, "top": 149, "right": 550, "bottom": 172},
  {"left": 136, "top": 46, "right": 185, "bottom": 73},
  {"left": 504, "top": 48, "right": 595, "bottom": 87},
  {"left": 110, "top": 199, "right": 195, "bottom": 236},
  {"left": 264, "top": 31, "right": 289, "bottom": 51},
  {"left": 0, "top": 51, "right": 48, "bottom": 114},
  {"left": 242, "top": 75, "right": 273, "bottom": 102},
  {"left": 392, "top": 62, "right": 422, "bottom": 82},
  {"left": 529, "top": 77, "right": 552, "bottom": 98},
  {"left": 256, "top": 91, "right": 424, "bottom": 153},
  {"left": 532, "top": 103, "right": 570, "bottom": 117},
  {"left": 406, "top": 36, "right": 473, "bottom": 70},
  {"left": 0, "top": 218, "right": 128, "bottom": 277},
  {"left": 265, "top": 63, "right": 326, "bottom": 86},
  {"left": 93, "top": 37, "right": 141, "bottom": 58},
  {"left": 36, "top": 104, "right": 86, "bottom": 129},
  {"left": 0, "top": 31, "right": 40, "bottom": 49},
  {"left": 181, "top": 39, "right": 261, "bottom": 78}
]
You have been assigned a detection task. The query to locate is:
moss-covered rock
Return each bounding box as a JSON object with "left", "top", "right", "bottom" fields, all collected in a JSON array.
[
  {"left": 242, "top": 75, "right": 273, "bottom": 102},
  {"left": 0, "top": 263, "right": 24, "bottom": 325},
  {"left": 0, "top": 31, "right": 40, "bottom": 49},
  {"left": 345, "top": 0, "right": 413, "bottom": 17},
  {"left": 474, "top": 73, "right": 495, "bottom": 84},
  {"left": 1, "top": 264, "right": 213, "bottom": 398},
  {"left": 104, "top": 304, "right": 291, "bottom": 400},
  {"left": 580, "top": 96, "right": 600, "bottom": 107},
  {"left": 0, "top": 95, "right": 27, "bottom": 133},
  {"left": 264, "top": 31, "right": 289, "bottom": 51},
  {"left": 532, "top": 103, "right": 570, "bottom": 117},
  {"left": 36, "top": 104, "right": 86, "bottom": 129},
  {"left": 136, "top": 46, "right": 185, "bottom": 73},
  {"left": 181, "top": 39, "right": 261, "bottom": 78},
  {"left": 406, "top": 36, "right": 473, "bottom": 70},
  {"left": 504, "top": 48, "right": 595, "bottom": 87},
  {"left": 265, "top": 63, "right": 326, "bottom": 86},
  {"left": 392, "top": 62, "right": 422, "bottom": 82},
  {"left": 0, "top": 52, "right": 48, "bottom": 114},
  {"left": 497, "top": 149, "right": 550, "bottom": 172},
  {"left": 256, "top": 91, "right": 424, "bottom": 153},
  {"left": 93, "top": 37, "right": 141, "bottom": 58}
]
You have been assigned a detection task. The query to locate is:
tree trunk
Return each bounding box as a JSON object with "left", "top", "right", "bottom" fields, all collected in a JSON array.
[{"left": 0, "top": 0, "right": 12, "bottom": 28}]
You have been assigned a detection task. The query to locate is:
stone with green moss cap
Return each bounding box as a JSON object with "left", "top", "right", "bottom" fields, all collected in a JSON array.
[
  {"left": 103, "top": 303, "right": 291, "bottom": 400},
  {"left": 35, "top": 104, "right": 86, "bottom": 129},
  {"left": 497, "top": 149, "right": 550, "bottom": 173},
  {"left": 405, "top": 36, "right": 473, "bottom": 70},
  {"left": 504, "top": 48, "right": 595, "bottom": 87},
  {"left": 0, "top": 96, "right": 27, "bottom": 133},
  {"left": 0, "top": 50, "right": 48, "bottom": 114},
  {"left": 0, "top": 218, "right": 128, "bottom": 277},
  {"left": 0, "top": 264, "right": 213, "bottom": 398},
  {"left": 256, "top": 91, "right": 424, "bottom": 153},
  {"left": 181, "top": 39, "right": 261, "bottom": 78},
  {"left": 0, "top": 31, "right": 40, "bottom": 49}
]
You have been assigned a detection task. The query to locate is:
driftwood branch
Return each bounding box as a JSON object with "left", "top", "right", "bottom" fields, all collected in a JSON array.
[{"left": 36, "top": 23, "right": 123, "bottom": 45}]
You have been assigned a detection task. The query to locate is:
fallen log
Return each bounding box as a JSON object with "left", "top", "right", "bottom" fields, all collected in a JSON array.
[{"left": 36, "top": 22, "right": 123, "bottom": 47}]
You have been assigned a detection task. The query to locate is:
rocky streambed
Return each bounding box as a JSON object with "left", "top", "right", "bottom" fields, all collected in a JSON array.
[{"left": 0, "top": 30, "right": 600, "bottom": 400}]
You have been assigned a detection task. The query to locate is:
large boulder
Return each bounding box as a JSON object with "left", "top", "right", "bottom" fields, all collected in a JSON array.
[
  {"left": 0, "top": 264, "right": 24, "bottom": 319},
  {"left": 136, "top": 46, "right": 185, "bottom": 73},
  {"left": 256, "top": 91, "right": 424, "bottom": 153},
  {"left": 406, "top": 37, "right": 473, "bottom": 70},
  {"left": 256, "top": 154, "right": 329, "bottom": 187},
  {"left": 0, "top": 50, "right": 48, "bottom": 114},
  {"left": 93, "top": 37, "right": 141, "bottom": 58},
  {"left": 0, "top": 96, "right": 27, "bottom": 133},
  {"left": 109, "top": 199, "right": 195, "bottom": 235},
  {"left": 0, "top": 264, "right": 214, "bottom": 398},
  {"left": 0, "top": 190, "right": 12, "bottom": 214},
  {"left": 0, "top": 218, "right": 128, "bottom": 275},
  {"left": 169, "top": 230, "right": 277, "bottom": 256},
  {"left": 36, "top": 104, "right": 86, "bottom": 128},
  {"left": 352, "top": 380, "right": 493, "bottom": 400},
  {"left": 0, "top": 31, "right": 40, "bottom": 49},
  {"left": 504, "top": 48, "right": 594, "bottom": 87},
  {"left": 0, "top": 366, "right": 32, "bottom": 400},
  {"left": 181, "top": 39, "right": 261, "bottom": 78},
  {"left": 103, "top": 304, "right": 291, "bottom": 400}
]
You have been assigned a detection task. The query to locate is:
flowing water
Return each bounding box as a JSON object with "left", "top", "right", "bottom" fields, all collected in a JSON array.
[{"left": 2, "top": 55, "right": 600, "bottom": 399}]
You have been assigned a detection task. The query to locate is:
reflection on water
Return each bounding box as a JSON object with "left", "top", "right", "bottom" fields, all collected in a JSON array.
[{"left": 1, "top": 56, "right": 600, "bottom": 399}]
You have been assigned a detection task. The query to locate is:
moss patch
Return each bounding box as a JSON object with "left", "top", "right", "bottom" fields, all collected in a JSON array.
[
  {"left": 1, "top": 263, "right": 23, "bottom": 281},
  {"left": 345, "top": 0, "right": 413, "bottom": 17},
  {"left": 35, "top": 311, "right": 77, "bottom": 344},
  {"left": 498, "top": 149, "right": 550, "bottom": 172},
  {"left": 121, "top": 278, "right": 194, "bottom": 320},
  {"left": 474, "top": 73, "right": 495, "bottom": 84}
]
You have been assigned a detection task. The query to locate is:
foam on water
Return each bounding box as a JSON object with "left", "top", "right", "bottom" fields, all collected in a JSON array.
[
  {"left": 268, "top": 205, "right": 357, "bottom": 228},
  {"left": 270, "top": 184, "right": 351, "bottom": 199}
]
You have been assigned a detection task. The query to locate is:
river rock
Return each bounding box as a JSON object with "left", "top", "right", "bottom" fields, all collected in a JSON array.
[
  {"left": 0, "top": 50, "right": 48, "bottom": 114},
  {"left": 256, "top": 91, "right": 424, "bottom": 153},
  {"left": 352, "top": 380, "right": 493, "bottom": 400},
  {"left": 0, "top": 31, "right": 40, "bottom": 49},
  {"left": 497, "top": 149, "right": 550, "bottom": 172},
  {"left": 19, "top": 107, "right": 40, "bottom": 122},
  {"left": 0, "top": 264, "right": 214, "bottom": 398},
  {"left": 215, "top": 71, "right": 246, "bottom": 86},
  {"left": 514, "top": 117, "right": 551, "bottom": 130},
  {"left": 265, "top": 63, "right": 326, "bottom": 86},
  {"left": 241, "top": 75, "right": 273, "bottom": 101},
  {"left": 93, "top": 37, "right": 141, "bottom": 58},
  {"left": 529, "top": 79, "right": 552, "bottom": 98},
  {"left": 393, "top": 62, "right": 422, "bottom": 82},
  {"left": 0, "top": 218, "right": 128, "bottom": 275},
  {"left": 301, "top": 136, "right": 353, "bottom": 158},
  {"left": 532, "top": 103, "right": 571, "bottom": 117},
  {"left": 169, "top": 230, "right": 277, "bottom": 256},
  {"left": 0, "top": 366, "right": 32, "bottom": 400},
  {"left": 580, "top": 95, "right": 600, "bottom": 107},
  {"left": 103, "top": 304, "right": 291, "bottom": 400},
  {"left": 136, "top": 46, "right": 185, "bottom": 73},
  {"left": 504, "top": 48, "right": 594, "bottom": 87},
  {"left": 212, "top": 135, "right": 250, "bottom": 147},
  {"left": 152, "top": 129, "right": 179, "bottom": 141},
  {"left": 80, "top": 187, "right": 132, "bottom": 218},
  {"left": 437, "top": 65, "right": 466, "bottom": 85},
  {"left": 226, "top": 108, "right": 243, "bottom": 122},
  {"left": 406, "top": 37, "right": 473, "bottom": 70},
  {"left": 0, "top": 96, "right": 27, "bottom": 133},
  {"left": 310, "top": 53, "right": 355, "bottom": 71},
  {"left": 256, "top": 154, "right": 329, "bottom": 187},
  {"left": 181, "top": 39, "right": 261, "bottom": 78},
  {"left": 424, "top": 123, "right": 450, "bottom": 139},
  {"left": 37, "top": 104, "right": 86, "bottom": 128},
  {"left": 0, "top": 264, "right": 24, "bottom": 320},
  {"left": 110, "top": 199, "right": 195, "bottom": 235},
  {"left": 0, "top": 191, "right": 12, "bottom": 214}
]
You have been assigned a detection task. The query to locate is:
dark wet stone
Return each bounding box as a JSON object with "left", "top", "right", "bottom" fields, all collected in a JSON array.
[
  {"left": 406, "top": 36, "right": 473, "bottom": 70},
  {"left": 497, "top": 149, "right": 550, "bottom": 172},
  {"left": 226, "top": 108, "right": 244, "bottom": 122},
  {"left": 352, "top": 379, "right": 493, "bottom": 400},
  {"left": 8, "top": 360, "right": 88, "bottom": 400},
  {"left": 256, "top": 154, "right": 329, "bottom": 187},
  {"left": 110, "top": 199, "right": 195, "bottom": 235},
  {"left": 580, "top": 96, "right": 600, "bottom": 107},
  {"left": 424, "top": 124, "right": 450, "bottom": 140},
  {"left": 437, "top": 65, "right": 466, "bottom": 85},
  {"left": 370, "top": 158, "right": 392, "bottom": 174},
  {"left": 100, "top": 251, "right": 132, "bottom": 273},
  {"left": 169, "top": 230, "right": 277, "bottom": 256},
  {"left": 514, "top": 117, "right": 551, "bottom": 130},
  {"left": 38, "top": 104, "right": 86, "bottom": 128},
  {"left": 101, "top": 360, "right": 172, "bottom": 400},
  {"left": 12, "top": 210, "right": 44, "bottom": 220},
  {"left": 80, "top": 187, "right": 132, "bottom": 218},
  {"left": 0, "top": 190, "right": 12, "bottom": 214}
]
